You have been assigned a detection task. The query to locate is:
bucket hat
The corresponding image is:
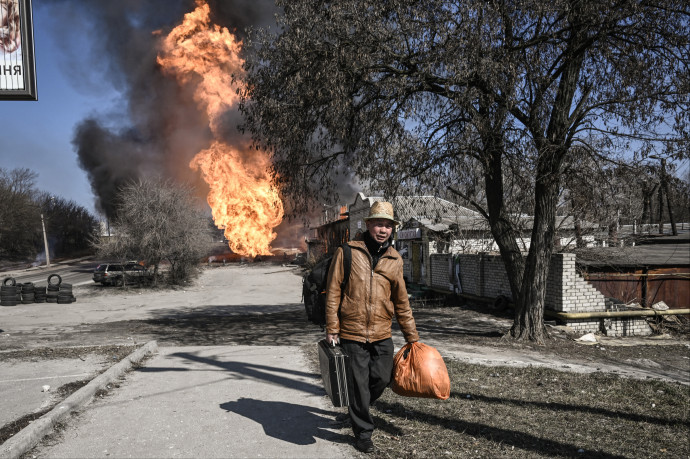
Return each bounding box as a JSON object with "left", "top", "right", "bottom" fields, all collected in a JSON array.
[{"left": 364, "top": 201, "right": 401, "bottom": 226}]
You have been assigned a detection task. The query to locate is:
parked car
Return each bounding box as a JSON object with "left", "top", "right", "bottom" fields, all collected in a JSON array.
[{"left": 93, "top": 262, "right": 152, "bottom": 286}]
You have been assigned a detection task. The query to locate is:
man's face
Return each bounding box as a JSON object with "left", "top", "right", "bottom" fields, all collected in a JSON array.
[{"left": 366, "top": 218, "right": 394, "bottom": 243}]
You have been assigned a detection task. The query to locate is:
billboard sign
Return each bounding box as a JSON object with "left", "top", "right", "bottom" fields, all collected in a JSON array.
[{"left": 0, "top": 0, "right": 36, "bottom": 100}]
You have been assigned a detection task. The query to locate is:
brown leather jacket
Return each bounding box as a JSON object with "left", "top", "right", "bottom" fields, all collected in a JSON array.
[{"left": 325, "top": 240, "right": 419, "bottom": 343}]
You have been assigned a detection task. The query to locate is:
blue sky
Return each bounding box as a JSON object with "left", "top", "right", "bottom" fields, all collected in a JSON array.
[
  {"left": 1, "top": 1, "right": 687, "bottom": 221},
  {"left": 0, "top": 2, "right": 117, "bottom": 216}
]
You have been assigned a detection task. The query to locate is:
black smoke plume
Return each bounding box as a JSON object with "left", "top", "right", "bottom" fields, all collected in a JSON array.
[
  {"left": 45, "top": 0, "right": 276, "bottom": 218},
  {"left": 49, "top": 0, "right": 359, "bottom": 250}
]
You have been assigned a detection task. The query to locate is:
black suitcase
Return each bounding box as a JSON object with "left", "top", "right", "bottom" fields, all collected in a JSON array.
[{"left": 318, "top": 339, "right": 351, "bottom": 407}]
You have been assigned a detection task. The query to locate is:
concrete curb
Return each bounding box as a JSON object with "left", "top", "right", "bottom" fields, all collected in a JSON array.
[{"left": 0, "top": 340, "right": 158, "bottom": 459}]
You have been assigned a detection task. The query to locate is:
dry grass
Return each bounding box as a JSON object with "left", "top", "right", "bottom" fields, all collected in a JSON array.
[
  {"left": 0, "top": 345, "right": 141, "bottom": 446},
  {"left": 0, "top": 379, "right": 90, "bottom": 445},
  {"left": 304, "top": 345, "right": 689, "bottom": 458},
  {"left": 0, "top": 344, "right": 138, "bottom": 362},
  {"left": 372, "top": 360, "right": 688, "bottom": 458}
]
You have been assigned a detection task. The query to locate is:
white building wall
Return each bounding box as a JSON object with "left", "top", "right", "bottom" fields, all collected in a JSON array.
[{"left": 426, "top": 252, "right": 651, "bottom": 337}]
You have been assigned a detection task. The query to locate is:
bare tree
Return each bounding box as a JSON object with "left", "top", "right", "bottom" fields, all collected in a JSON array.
[
  {"left": 0, "top": 167, "right": 100, "bottom": 262},
  {"left": 651, "top": 156, "right": 678, "bottom": 235},
  {"left": 0, "top": 168, "right": 42, "bottom": 260},
  {"left": 241, "top": 0, "right": 689, "bottom": 343},
  {"left": 639, "top": 167, "right": 660, "bottom": 232},
  {"left": 95, "top": 178, "right": 214, "bottom": 286},
  {"left": 34, "top": 193, "right": 99, "bottom": 258},
  {"left": 668, "top": 168, "right": 690, "bottom": 229},
  {"left": 561, "top": 150, "right": 654, "bottom": 247}
]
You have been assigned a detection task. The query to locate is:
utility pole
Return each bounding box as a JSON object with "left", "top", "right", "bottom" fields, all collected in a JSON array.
[{"left": 40, "top": 212, "right": 50, "bottom": 267}]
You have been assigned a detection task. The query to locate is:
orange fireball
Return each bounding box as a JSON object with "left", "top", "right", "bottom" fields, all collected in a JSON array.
[{"left": 157, "top": 0, "right": 283, "bottom": 257}]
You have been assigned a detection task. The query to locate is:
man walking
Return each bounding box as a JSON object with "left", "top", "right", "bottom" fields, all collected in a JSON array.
[{"left": 325, "top": 201, "right": 419, "bottom": 454}]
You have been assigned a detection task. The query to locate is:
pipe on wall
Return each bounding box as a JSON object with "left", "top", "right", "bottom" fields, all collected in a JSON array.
[
  {"left": 451, "top": 290, "right": 689, "bottom": 320},
  {"left": 544, "top": 308, "right": 690, "bottom": 320}
]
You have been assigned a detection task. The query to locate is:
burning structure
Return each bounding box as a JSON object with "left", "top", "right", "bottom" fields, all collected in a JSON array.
[
  {"left": 69, "top": 0, "right": 293, "bottom": 258},
  {"left": 158, "top": 1, "right": 283, "bottom": 257}
]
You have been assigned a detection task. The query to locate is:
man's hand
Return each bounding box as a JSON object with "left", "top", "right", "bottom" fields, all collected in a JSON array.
[{"left": 326, "top": 333, "right": 339, "bottom": 346}]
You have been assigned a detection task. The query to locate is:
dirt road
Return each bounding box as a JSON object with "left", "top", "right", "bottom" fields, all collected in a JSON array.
[
  {"left": 0, "top": 262, "right": 688, "bottom": 457},
  {"left": 1, "top": 262, "right": 687, "bottom": 383}
]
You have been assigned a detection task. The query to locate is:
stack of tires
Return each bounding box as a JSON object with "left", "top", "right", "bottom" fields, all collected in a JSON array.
[
  {"left": 15, "top": 283, "right": 22, "bottom": 302},
  {"left": 20, "top": 282, "right": 35, "bottom": 304},
  {"left": 1, "top": 277, "right": 18, "bottom": 306},
  {"left": 57, "top": 282, "right": 74, "bottom": 304},
  {"left": 1, "top": 274, "right": 75, "bottom": 305},
  {"left": 46, "top": 274, "right": 61, "bottom": 303},
  {"left": 34, "top": 286, "right": 47, "bottom": 303}
]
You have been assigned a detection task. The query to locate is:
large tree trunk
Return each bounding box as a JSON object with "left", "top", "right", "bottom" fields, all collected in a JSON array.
[
  {"left": 509, "top": 155, "right": 560, "bottom": 344},
  {"left": 482, "top": 132, "right": 524, "bottom": 302},
  {"left": 507, "top": 15, "right": 587, "bottom": 343},
  {"left": 476, "top": 7, "right": 589, "bottom": 343}
]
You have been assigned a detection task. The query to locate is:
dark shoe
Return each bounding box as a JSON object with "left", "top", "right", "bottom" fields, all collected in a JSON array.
[{"left": 355, "top": 438, "right": 374, "bottom": 454}]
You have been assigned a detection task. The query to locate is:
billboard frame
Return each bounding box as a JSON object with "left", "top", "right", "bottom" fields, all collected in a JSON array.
[{"left": 0, "top": 0, "right": 37, "bottom": 101}]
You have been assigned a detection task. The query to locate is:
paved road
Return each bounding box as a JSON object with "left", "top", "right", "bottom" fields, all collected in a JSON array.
[
  {"left": 28, "top": 345, "right": 353, "bottom": 459},
  {"left": 0, "top": 354, "right": 110, "bottom": 429},
  {"left": 1, "top": 258, "right": 99, "bottom": 288},
  {"left": 1, "top": 262, "right": 687, "bottom": 458}
]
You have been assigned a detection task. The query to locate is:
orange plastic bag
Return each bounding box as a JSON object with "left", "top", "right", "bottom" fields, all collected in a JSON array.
[{"left": 391, "top": 342, "right": 450, "bottom": 400}]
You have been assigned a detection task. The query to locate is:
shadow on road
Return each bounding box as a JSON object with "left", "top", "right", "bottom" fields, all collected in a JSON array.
[
  {"left": 221, "top": 398, "right": 351, "bottom": 446},
  {"left": 139, "top": 306, "right": 324, "bottom": 346},
  {"left": 135, "top": 350, "right": 352, "bottom": 447},
  {"left": 143, "top": 351, "right": 324, "bottom": 395}
]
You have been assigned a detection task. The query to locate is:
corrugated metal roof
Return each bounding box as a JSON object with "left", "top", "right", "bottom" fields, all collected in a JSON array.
[
  {"left": 386, "top": 196, "right": 479, "bottom": 222},
  {"left": 351, "top": 194, "right": 598, "bottom": 233}
]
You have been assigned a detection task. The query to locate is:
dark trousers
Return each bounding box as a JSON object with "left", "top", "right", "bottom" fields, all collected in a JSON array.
[{"left": 340, "top": 337, "right": 394, "bottom": 440}]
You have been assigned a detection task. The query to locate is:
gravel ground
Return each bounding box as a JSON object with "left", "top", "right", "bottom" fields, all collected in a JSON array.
[
  {"left": 1, "top": 263, "right": 688, "bottom": 382},
  {"left": 0, "top": 263, "right": 687, "bottom": 458}
]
